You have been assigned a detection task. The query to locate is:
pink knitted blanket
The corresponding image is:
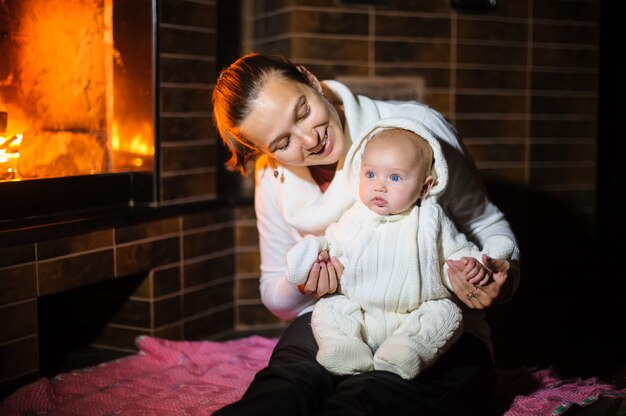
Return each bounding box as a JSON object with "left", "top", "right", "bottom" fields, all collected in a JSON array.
[{"left": 1, "top": 336, "right": 624, "bottom": 415}]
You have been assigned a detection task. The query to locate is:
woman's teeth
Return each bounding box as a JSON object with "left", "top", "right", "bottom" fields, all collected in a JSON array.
[{"left": 311, "top": 132, "right": 328, "bottom": 154}]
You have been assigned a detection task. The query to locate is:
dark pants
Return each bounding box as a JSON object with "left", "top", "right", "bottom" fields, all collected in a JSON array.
[{"left": 214, "top": 312, "right": 495, "bottom": 416}]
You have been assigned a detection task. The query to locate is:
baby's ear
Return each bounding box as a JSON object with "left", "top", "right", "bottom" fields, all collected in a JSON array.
[
  {"left": 297, "top": 65, "right": 323, "bottom": 93},
  {"left": 420, "top": 175, "right": 435, "bottom": 199}
]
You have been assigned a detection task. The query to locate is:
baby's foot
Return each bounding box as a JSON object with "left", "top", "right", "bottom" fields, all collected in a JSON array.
[
  {"left": 317, "top": 338, "right": 374, "bottom": 376},
  {"left": 374, "top": 334, "right": 422, "bottom": 380}
]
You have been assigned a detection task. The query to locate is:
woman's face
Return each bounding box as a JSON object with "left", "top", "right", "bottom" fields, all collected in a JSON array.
[{"left": 239, "top": 75, "right": 345, "bottom": 167}]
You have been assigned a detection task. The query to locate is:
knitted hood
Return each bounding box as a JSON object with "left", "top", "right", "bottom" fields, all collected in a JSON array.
[{"left": 344, "top": 117, "right": 449, "bottom": 200}]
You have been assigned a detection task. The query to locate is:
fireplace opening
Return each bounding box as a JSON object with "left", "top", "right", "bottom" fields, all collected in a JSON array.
[
  {"left": 0, "top": 0, "right": 157, "bottom": 225},
  {"left": 38, "top": 272, "right": 145, "bottom": 377}
]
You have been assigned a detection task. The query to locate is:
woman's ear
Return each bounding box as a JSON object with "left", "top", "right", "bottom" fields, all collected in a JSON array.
[
  {"left": 296, "top": 65, "right": 323, "bottom": 94},
  {"left": 420, "top": 176, "right": 435, "bottom": 199}
]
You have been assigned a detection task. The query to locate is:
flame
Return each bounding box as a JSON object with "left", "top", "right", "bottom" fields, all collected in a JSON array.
[
  {"left": 110, "top": 121, "right": 154, "bottom": 171},
  {"left": 0, "top": 0, "right": 154, "bottom": 182},
  {"left": 0, "top": 134, "right": 22, "bottom": 179},
  {"left": 111, "top": 122, "right": 154, "bottom": 154}
]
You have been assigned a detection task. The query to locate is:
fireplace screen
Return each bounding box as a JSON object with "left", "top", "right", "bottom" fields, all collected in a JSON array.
[{"left": 0, "top": 0, "right": 154, "bottom": 182}]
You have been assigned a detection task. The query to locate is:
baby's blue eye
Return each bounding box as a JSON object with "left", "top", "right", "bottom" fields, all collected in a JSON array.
[
  {"left": 365, "top": 171, "right": 375, "bottom": 179},
  {"left": 390, "top": 174, "right": 401, "bottom": 182}
]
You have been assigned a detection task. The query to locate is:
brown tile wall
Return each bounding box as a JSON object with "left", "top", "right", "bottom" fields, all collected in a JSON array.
[
  {"left": 244, "top": 0, "right": 599, "bottom": 211},
  {"left": 233, "top": 207, "right": 286, "bottom": 331},
  {"left": 239, "top": 9, "right": 598, "bottom": 234},
  {"left": 158, "top": 0, "right": 219, "bottom": 203}
]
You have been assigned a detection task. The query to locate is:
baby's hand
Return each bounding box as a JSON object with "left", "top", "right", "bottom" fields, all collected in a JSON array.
[
  {"left": 318, "top": 250, "right": 330, "bottom": 263},
  {"left": 458, "top": 256, "right": 492, "bottom": 286}
]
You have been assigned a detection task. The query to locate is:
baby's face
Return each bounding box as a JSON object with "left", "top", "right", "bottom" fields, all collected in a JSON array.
[{"left": 358, "top": 129, "right": 432, "bottom": 215}]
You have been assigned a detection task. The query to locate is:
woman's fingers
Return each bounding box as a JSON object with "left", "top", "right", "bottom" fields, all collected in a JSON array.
[
  {"left": 477, "top": 271, "right": 491, "bottom": 286},
  {"left": 304, "top": 262, "right": 330, "bottom": 298},
  {"left": 330, "top": 257, "right": 344, "bottom": 280},
  {"left": 483, "top": 255, "right": 510, "bottom": 282},
  {"left": 315, "top": 262, "right": 330, "bottom": 297},
  {"left": 448, "top": 265, "right": 491, "bottom": 309},
  {"left": 300, "top": 256, "right": 345, "bottom": 298},
  {"left": 303, "top": 262, "right": 321, "bottom": 295},
  {"left": 326, "top": 257, "right": 344, "bottom": 294},
  {"left": 447, "top": 255, "right": 514, "bottom": 308},
  {"left": 324, "top": 262, "right": 337, "bottom": 294}
]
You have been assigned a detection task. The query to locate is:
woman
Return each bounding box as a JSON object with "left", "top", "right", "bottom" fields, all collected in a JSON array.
[{"left": 212, "top": 53, "right": 520, "bottom": 415}]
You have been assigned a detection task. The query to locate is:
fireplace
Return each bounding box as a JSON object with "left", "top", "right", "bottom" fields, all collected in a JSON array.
[
  {"left": 0, "top": 0, "right": 245, "bottom": 399},
  {"left": 0, "top": 0, "right": 157, "bottom": 225}
]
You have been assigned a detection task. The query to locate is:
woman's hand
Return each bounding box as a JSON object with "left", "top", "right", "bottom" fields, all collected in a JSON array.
[
  {"left": 299, "top": 251, "right": 344, "bottom": 298},
  {"left": 447, "top": 254, "right": 512, "bottom": 309}
]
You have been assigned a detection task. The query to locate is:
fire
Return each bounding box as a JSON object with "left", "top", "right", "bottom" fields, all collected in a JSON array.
[
  {"left": 0, "top": 134, "right": 22, "bottom": 180},
  {"left": 111, "top": 121, "right": 154, "bottom": 169},
  {"left": 0, "top": 0, "right": 154, "bottom": 183}
]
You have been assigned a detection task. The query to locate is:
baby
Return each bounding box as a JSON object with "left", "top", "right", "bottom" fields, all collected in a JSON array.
[{"left": 286, "top": 117, "right": 515, "bottom": 380}]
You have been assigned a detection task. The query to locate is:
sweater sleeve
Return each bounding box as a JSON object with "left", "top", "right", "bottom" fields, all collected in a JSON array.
[
  {"left": 434, "top": 204, "right": 482, "bottom": 291},
  {"left": 436, "top": 202, "right": 517, "bottom": 296},
  {"left": 254, "top": 160, "right": 316, "bottom": 321}
]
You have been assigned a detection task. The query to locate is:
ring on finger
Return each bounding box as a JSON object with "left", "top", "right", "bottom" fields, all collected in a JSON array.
[{"left": 465, "top": 286, "right": 479, "bottom": 300}]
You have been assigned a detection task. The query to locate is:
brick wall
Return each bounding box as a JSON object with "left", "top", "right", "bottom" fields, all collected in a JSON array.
[
  {"left": 159, "top": 0, "right": 219, "bottom": 203},
  {"left": 242, "top": 0, "right": 598, "bottom": 221}
]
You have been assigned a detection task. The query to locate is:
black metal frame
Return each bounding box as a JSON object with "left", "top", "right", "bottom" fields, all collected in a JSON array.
[{"left": 0, "top": 171, "right": 154, "bottom": 228}]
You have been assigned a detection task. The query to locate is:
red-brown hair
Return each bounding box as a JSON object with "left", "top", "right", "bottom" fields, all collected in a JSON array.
[{"left": 212, "top": 53, "right": 313, "bottom": 175}]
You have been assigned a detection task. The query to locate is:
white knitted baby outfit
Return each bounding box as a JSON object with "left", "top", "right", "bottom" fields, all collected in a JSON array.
[{"left": 285, "top": 117, "right": 515, "bottom": 380}]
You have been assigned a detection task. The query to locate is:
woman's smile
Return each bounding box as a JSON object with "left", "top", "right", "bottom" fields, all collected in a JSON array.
[{"left": 308, "top": 129, "right": 329, "bottom": 156}]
